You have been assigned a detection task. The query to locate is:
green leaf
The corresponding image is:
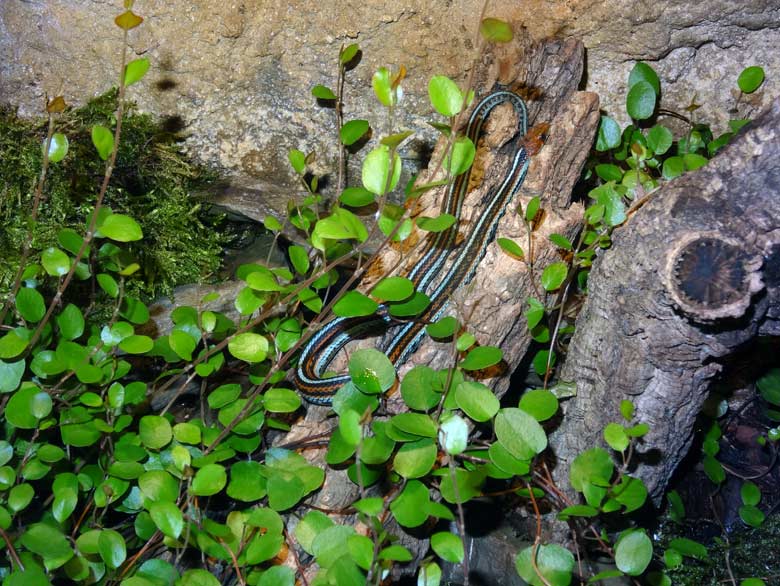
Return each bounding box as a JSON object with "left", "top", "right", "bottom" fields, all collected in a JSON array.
[
  {"left": 288, "top": 149, "right": 306, "bottom": 174},
  {"left": 615, "top": 530, "right": 653, "bottom": 576},
  {"left": 333, "top": 290, "right": 379, "bottom": 317},
  {"left": 596, "top": 116, "right": 621, "bottom": 151},
  {"left": 349, "top": 348, "right": 395, "bottom": 394},
  {"left": 90, "top": 124, "right": 114, "bottom": 161},
  {"left": 540, "top": 262, "right": 568, "bottom": 291},
  {"left": 669, "top": 537, "right": 708, "bottom": 560},
  {"left": 525, "top": 196, "right": 541, "bottom": 222},
  {"left": 391, "top": 412, "right": 438, "bottom": 438},
  {"left": 416, "top": 213, "right": 456, "bottom": 232},
  {"left": 460, "top": 346, "right": 502, "bottom": 370},
  {"left": 139, "top": 415, "right": 173, "bottom": 450},
  {"left": 480, "top": 17, "right": 513, "bottom": 42},
  {"left": 227, "top": 461, "right": 267, "bottom": 501},
  {"left": 100, "top": 213, "right": 143, "bottom": 242},
  {"left": 372, "top": 276, "right": 413, "bottom": 302},
  {"left": 400, "top": 365, "right": 440, "bottom": 411},
  {"left": 739, "top": 505, "right": 765, "bottom": 527},
  {"left": 495, "top": 408, "right": 547, "bottom": 460},
  {"left": 9, "top": 483, "right": 34, "bottom": 512},
  {"left": 0, "top": 359, "right": 25, "bottom": 393},
  {"left": 46, "top": 132, "right": 69, "bottom": 163},
  {"left": 6, "top": 385, "right": 41, "bottom": 429},
  {"left": 426, "top": 316, "right": 459, "bottom": 339},
  {"left": 431, "top": 532, "right": 464, "bottom": 563},
  {"left": 41, "top": 247, "right": 71, "bottom": 277},
  {"left": 498, "top": 237, "right": 524, "bottom": 259},
  {"left": 139, "top": 470, "right": 179, "bottom": 503},
  {"left": 515, "top": 543, "right": 574, "bottom": 586},
  {"left": 119, "top": 334, "right": 154, "bottom": 354},
  {"left": 124, "top": 57, "right": 150, "bottom": 86},
  {"left": 288, "top": 245, "right": 310, "bottom": 276},
  {"left": 295, "top": 510, "right": 335, "bottom": 554},
  {"left": 604, "top": 422, "right": 630, "bottom": 452},
  {"left": 741, "top": 480, "right": 761, "bottom": 506},
  {"left": 178, "top": 570, "right": 220, "bottom": 586},
  {"left": 393, "top": 438, "right": 437, "bottom": 478},
  {"left": 595, "top": 163, "right": 624, "bottom": 182},
  {"left": 340, "top": 119, "right": 370, "bottom": 146},
  {"left": 684, "top": 153, "right": 708, "bottom": 171},
  {"left": 428, "top": 75, "right": 463, "bottom": 117},
  {"left": 703, "top": 454, "right": 725, "bottom": 484},
  {"left": 647, "top": 125, "right": 673, "bottom": 155},
  {"left": 16, "top": 287, "right": 46, "bottom": 322},
  {"left": 228, "top": 332, "right": 269, "bottom": 363},
  {"left": 150, "top": 500, "right": 184, "bottom": 538},
  {"left": 446, "top": 136, "right": 475, "bottom": 175},
  {"left": 339, "top": 186, "right": 375, "bottom": 207},
  {"left": 381, "top": 130, "right": 414, "bottom": 149},
  {"left": 519, "top": 389, "right": 559, "bottom": 421},
  {"left": 569, "top": 447, "right": 613, "bottom": 492},
  {"left": 264, "top": 387, "right": 301, "bottom": 413},
  {"left": 738, "top": 66, "right": 765, "bottom": 94},
  {"left": 455, "top": 381, "right": 499, "bottom": 422},
  {"left": 362, "top": 145, "right": 402, "bottom": 195},
  {"left": 662, "top": 155, "right": 684, "bottom": 179},
  {"left": 628, "top": 62, "right": 660, "bottom": 95},
  {"left": 98, "top": 529, "right": 127, "bottom": 569},
  {"left": 312, "top": 84, "right": 337, "bottom": 100},
  {"left": 191, "top": 464, "right": 227, "bottom": 496},
  {"left": 340, "top": 43, "right": 360, "bottom": 65},
  {"left": 438, "top": 413, "right": 469, "bottom": 455},
  {"left": 56, "top": 304, "right": 84, "bottom": 340},
  {"left": 626, "top": 81, "right": 656, "bottom": 120},
  {"left": 372, "top": 67, "right": 394, "bottom": 106},
  {"left": 21, "top": 523, "right": 74, "bottom": 567}
]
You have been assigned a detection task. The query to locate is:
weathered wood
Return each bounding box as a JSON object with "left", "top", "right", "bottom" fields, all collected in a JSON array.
[{"left": 549, "top": 97, "right": 780, "bottom": 505}]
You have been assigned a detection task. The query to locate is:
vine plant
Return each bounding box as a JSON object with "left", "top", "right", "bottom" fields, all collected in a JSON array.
[{"left": 0, "top": 3, "right": 773, "bottom": 586}]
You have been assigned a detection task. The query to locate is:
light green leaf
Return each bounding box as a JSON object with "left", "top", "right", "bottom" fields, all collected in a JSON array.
[
  {"left": 46, "top": 132, "right": 69, "bottom": 163},
  {"left": 479, "top": 18, "right": 513, "bottom": 42},
  {"left": 362, "top": 145, "right": 402, "bottom": 195},
  {"left": 312, "top": 84, "right": 337, "bottom": 100},
  {"left": 615, "top": 530, "right": 653, "bottom": 576},
  {"left": 428, "top": 76, "right": 463, "bottom": 117},
  {"left": 124, "top": 57, "right": 150, "bottom": 86},
  {"left": 431, "top": 532, "right": 464, "bottom": 563},
  {"left": 91, "top": 125, "right": 114, "bottom": 160},
  {"left": 228, "top": 332, "right": 269, "bottom": 363},
  {"left": 99, "top": 213, "right": 143, "bottom": 242},
  {"left": 515, "top": 543, "right": 574, "bottom": 586},
  {"left": 341, "top": 119, "right": 370, "bottom": 146}
]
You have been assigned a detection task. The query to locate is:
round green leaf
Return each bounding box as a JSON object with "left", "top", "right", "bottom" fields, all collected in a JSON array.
[
  {"left": 604, "top": 423, "right": 630, "bottom": 452},
  {"left": 312, "top": 84, "right": 337, "bottom": 100},
  {"left": 139, "top": 470, "right": 179, "bottom": 503},
  {"left": 191, "top": 464, "right": 227, "bottom": 496},
  {"left": 400, "top": 365, "right": 440, "bottom": 411},
  {"left": 541, "top": 262, "right": 568, "bottom": 292},
  {"left": 333, "top": 291, "right": 379, "bottom": 317},
  {"left": 647, "top": 125, "right": 673, "bottom": 156},
  {"left": 21, "top": 523, "right": 73, "bottom": 566},
  {"left": 46, "top": 132, "right": 69, "bottom": 163},
  {"left": 178, "top": 569, "right": 220, "bottom": 586},
  {"left": 515, "top": 543, "right": 575, "bottom": 586},
  {"left": 339, "top": 186, "right": 375, "bottom": 207},
  {"left": 569, "top": 447, "right": 614, "bottom": 492},
  {"left": 98, "top": 529, "right": 127, "bottom": 570},
  {"left": 495, "top": 408, "right": 547, "bottom": 460},
  {"left": 390, "top": 480, "right": 430, "bottom": 528},
  {"left": 628, "top": 62, "right": 660, "bottom": 95},
  {"left": 8, "top": 483, "right": 34, "bottom": 512},
  {"left": 626, "top": 81, "right": 656, "bottom": 120},
  {"left": 348, "top": 348, "right": 396, "bottom": 394},
  {"left": 741, "top": 481, "right": 761, "bottom": 506},
  {"left": 362, "top": 146, "right": 402, "bottom": 195},
  {"left": 416, "top": 213, "right": 456, "bottom": 233},
  {"left": 264, "top": 387, "right": 301, "bottom": 413},
  {"left": 393, "top": 438, "right": 437, "bottom": 478},
  {"left": 228, "top": 332, "right": 269, "bottom": 363},
  {"left": 428, "top": 76, "right": 463, "bottom": 117},
  {"left": 446, "top": 136, "right": 476, "bottom": 175},
  {"left": 498, "top": 237, "right": 524, "bottom": 259},
  {"left": 739, "top": 504, "right": 765, "bottom": 527},
  {"left": 124, "top": 57, "right": 150, "bottom": 86},
  {"left": 431, "top": 532, "right": 464, "bottom": 563},
  {"left": 6, "top": 385, "right": 41, "bottom": 429},
  {"left": 99, "top": 213, "right": 143, "bottom": 242},
  {"left": 372, "top": 67, "right": 394, "bottom": 106},
  {"left": 615, "top": 530, "right": 653, "bottom": 576},
  {"left": 340, "top": 119, "right": 370, "bottom": 146},
  {"left": 455, "top": 381, "right": 499, "bottom": 422},
  {"left": 371, "top": 276, "right": 414, "bottom": 302},
  {"left": 595, "top": 115, "right": 621, "bottom": 151},
  {"left": 56, "top": 303, "right": 85, "bottom": 340},
  {"left": 460, "top": 345, "right": 502, "bottom": 371},
  {"left": 149, "top": 500, "right": 184, "bottom": 539},
  {"left": 391, "top": 412, "right": 437, "bottom": 438},
  {"left": 139, "top": 415, "right": 173, "bottom": 450},
  {"left": 41, "top": 247, "right": 71, "bottom": 276},
  {"left": 227, "top": 460, "right": 267, "bottom": 501},
  {"left": 519, "top": 389, "right": 559, "bottom": 422},
  {"left": 16, "top": 287, "right": 46, "bottom": 322},
  {"left": 438, "top": 413, "right": 469, "bottom": 455},
  {"left": 0, "top": 359, "right": 25, "bottom": 392},
  {"left": 91, "top": 125, "right": 114, "bottom": 160},
  {"left": 480, "top": 17, "right": 513, "bottom": 42},
  {"left": 426, "top": 316, "right": 459, "bottom": 339},
  {"left": 119, "top": 334, "right": 154, "bottom": 354},
  {"left": 738, "top": 66, "right": 765, "bottom": 94}
]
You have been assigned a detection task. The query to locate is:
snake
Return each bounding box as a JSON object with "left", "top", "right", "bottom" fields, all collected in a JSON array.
[{"left": 294, "top": 89, "right": 542, "bottom": 405}]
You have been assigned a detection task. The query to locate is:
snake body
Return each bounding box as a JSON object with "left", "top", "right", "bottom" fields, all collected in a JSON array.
[{"left": 294, "top": 90, "right": 533, "bottom": 404}]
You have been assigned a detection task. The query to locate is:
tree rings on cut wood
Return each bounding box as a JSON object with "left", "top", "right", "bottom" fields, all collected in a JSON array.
[{"left": 664, "top": 231, "right": 764, "bottom": 322}]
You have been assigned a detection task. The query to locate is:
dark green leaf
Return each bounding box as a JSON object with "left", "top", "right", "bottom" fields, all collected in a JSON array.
[
  {"left": 312, "top": 85, "right": 337, "bottom": 100},
  {"left": 333, "top": 290, "right": 379, "bottom": 317},
  {"left": 738, "top": 66, "right": 765, "bottom": 94},
  {"left": 150, "top": 500, "right": 184, "bottom": 538},
  {"left": 647, "top": 125, "right": 673, "bottom": 155},
  {"left": 626, "top": 81, "right": 656, "bottom": 120},
  {"left": 628, "top": 62, "right": 660, "bottom": 95},
  {"left": 596, "top": 116, "right": 621, "bottom": 151},
  {"left": 16, "top": 287, "right": 46, "bottom": 322},
  {"left": 460, "top": 346, "right": 502, "bottom": 370}
]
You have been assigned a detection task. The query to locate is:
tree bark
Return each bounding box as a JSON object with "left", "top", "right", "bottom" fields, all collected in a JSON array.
[{"left": 549, "top": 96, "right": 780, "bottom": 505}]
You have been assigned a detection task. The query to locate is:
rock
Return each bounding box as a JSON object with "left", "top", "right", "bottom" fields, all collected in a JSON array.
[{"left": 2, "top": 1, "right": 778, "bottom": 222}]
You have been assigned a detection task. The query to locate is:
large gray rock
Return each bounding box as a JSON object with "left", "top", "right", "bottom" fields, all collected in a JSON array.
[{"left": 2, "top": 0, "right": 778, "bottom": 218}]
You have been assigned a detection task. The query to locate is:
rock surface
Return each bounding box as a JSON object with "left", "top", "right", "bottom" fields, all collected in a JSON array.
[{"left": 2, "top": 0, "right": 778, "bottom": 219}]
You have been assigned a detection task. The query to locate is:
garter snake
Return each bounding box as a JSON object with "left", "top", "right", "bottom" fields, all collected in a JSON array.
[{"left": 294, "top": 89, "right": 544, "bottom": 404}]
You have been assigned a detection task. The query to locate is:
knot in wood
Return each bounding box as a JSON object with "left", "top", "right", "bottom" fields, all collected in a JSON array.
[{"left": 664, "top": 233, "right": 763, "bottom": 323}]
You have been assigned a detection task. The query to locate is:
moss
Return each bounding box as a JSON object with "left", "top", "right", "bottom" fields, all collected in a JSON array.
[
  {"left": 661, "top": 514, "right": 780, "bottom": 585},
  {"left": 0, "top": 90, "right": 225, "bottom": 300}
]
